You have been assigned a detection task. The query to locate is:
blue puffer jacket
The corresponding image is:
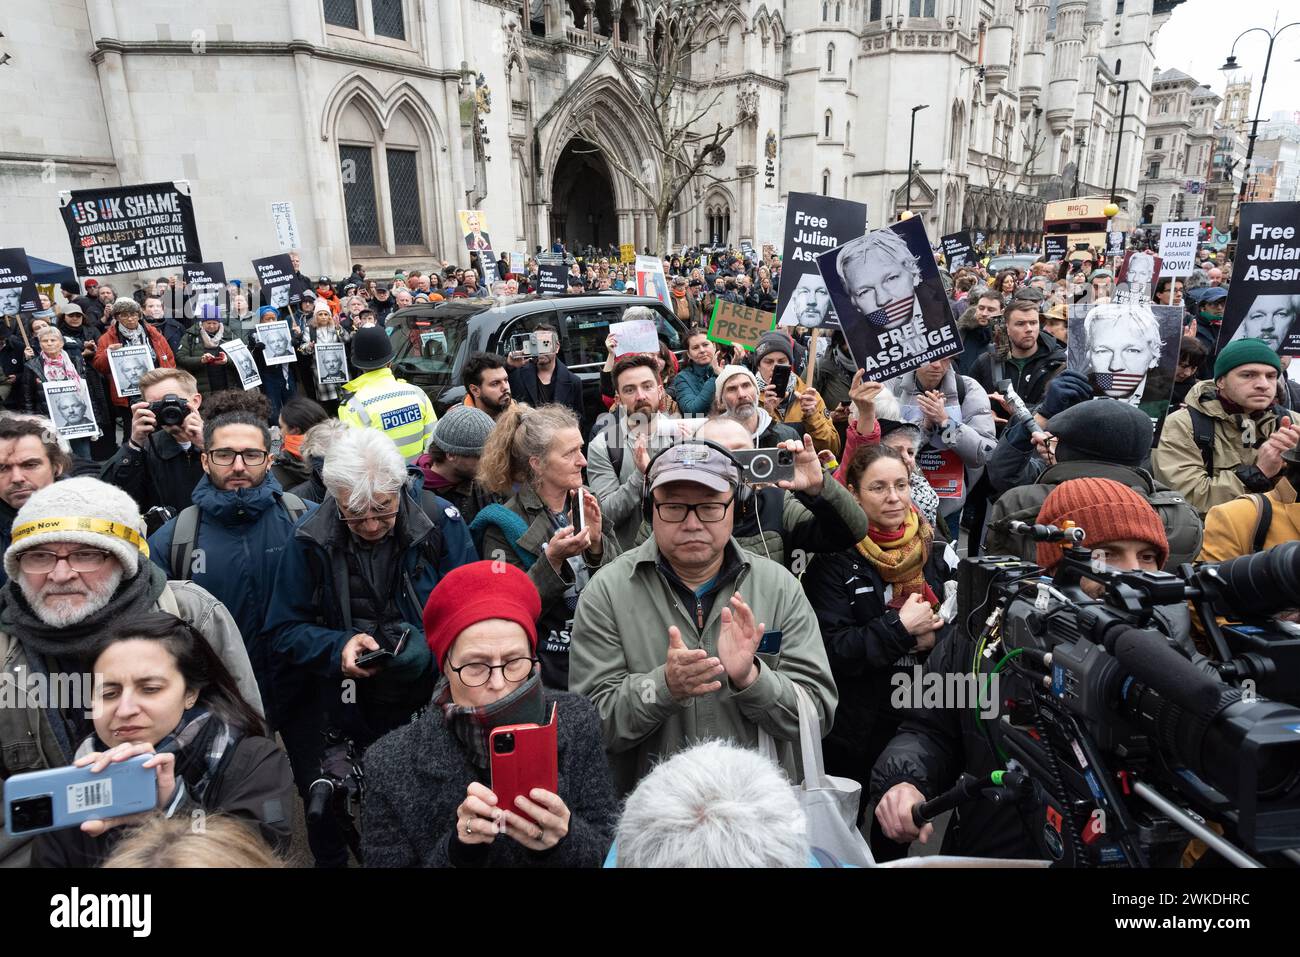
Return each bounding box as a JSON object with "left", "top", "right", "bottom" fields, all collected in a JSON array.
[
  {"left": 148, "top": 473, "right": 316, "bottom": 722},
  {"left": 668, "top": 362, "right": 717, "bottom": 415},
  {"left": 260, "top": 476, "right": 477, "bottom": 680}
]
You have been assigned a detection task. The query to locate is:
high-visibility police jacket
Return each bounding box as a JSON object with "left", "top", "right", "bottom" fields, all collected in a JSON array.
[{"left": 337, "top": 366, "right": 437, "bottom": 462}]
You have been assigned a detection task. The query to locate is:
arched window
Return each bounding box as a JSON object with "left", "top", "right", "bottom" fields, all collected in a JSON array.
[
  {"left": 845, "top": 122, "right": 852, "bottom": 148},
  {"left": 826, "top": 43, "right": 835, "bottom": 74},
  {"left": 822, "top": 1, "right": 829, "bottom": 20},
  {"left": 824, "top": 110, "right": 833, "bottom": 138},
  {"left": 336, "top": 97, "right": 432, "bottom": 254},
  {"left": 848, "top": 59, "right": 854, "bottom": 89},
  {"left": 822, "top": 169, "right": 831, "bottom": 196},
  {"left": 836, "top": 2, "right": 843, "bottom": 21},
  {"left": 1115, "top": 58, "right": 1122, "bottom": 75}
]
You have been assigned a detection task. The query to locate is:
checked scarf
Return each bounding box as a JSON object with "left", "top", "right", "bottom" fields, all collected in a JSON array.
[
  {"left": 855, "top": 505, "right": 938, "bottom": 609},
  {"left": 436, "top": 672, "right": 546, "bottom": 771}
]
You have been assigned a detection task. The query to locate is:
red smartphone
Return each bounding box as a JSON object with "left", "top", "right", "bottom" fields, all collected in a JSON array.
[{"left": 489, "top": 703, "right": 559, "bottom": 826}]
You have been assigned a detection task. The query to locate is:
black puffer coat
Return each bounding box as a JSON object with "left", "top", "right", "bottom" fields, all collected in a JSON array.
[
  {"left": 361, "top": 689, "right": 617, "bottom": 868},
  {"left": 803, "top": 538, "right": 957, "bottom": 790}
]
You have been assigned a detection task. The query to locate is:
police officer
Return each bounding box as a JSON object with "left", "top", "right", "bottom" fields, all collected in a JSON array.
[{"left": 337, "top": 326, "right": 437, "bottom": 463}]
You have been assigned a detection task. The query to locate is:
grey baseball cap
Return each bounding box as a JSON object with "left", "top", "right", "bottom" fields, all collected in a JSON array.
[{"left": 648, "top": 443, "right": 739, "bottom": 494}]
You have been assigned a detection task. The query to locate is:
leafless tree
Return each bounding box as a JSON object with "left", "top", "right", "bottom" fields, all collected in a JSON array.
[{"left": 573, "top": 1, "right": 756, "bottom": 253}]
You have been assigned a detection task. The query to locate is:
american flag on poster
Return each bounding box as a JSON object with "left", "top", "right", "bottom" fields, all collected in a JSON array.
[
  {"left": 1092, "top": 371, "right": 1145, "bottom": 396},
  {"left": 863, "top": 296, "right": 915, "bottom": 328}
]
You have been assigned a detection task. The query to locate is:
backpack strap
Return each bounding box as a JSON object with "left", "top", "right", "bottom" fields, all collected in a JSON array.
[
  {"left": 955, "top": 373, "right": 967, "bottom": 407},
  {"left": 1187, "top": 407, "right": 1216, "bottom": 474},
  {"left": 168, "top": 505, "right": 201, "bottom": 580},
  {"left": 1250, "top": 493, "right": 1273, "bottom": 554},
  {"left": 280, "top": 492, "right": 308, "bottom": 524},
  {"left": 467, "top": 504, "right": 536, "bottom": 570}
]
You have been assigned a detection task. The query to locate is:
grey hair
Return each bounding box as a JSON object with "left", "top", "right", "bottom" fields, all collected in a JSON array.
[
  {"left": 321, "top": 426, "right": 408, "bottom": 513},
  {"left": 616, "top": 740, "right": 809, "bottom": 868},
  {"left": 300, "top": 418, "right": 350, "bottom": 461},
  {"left": 621, "top": 305, "right": 659, "bottom": 325},
  {"left": 835, "top": 229, "right": 920, "bottom": 291},
  {"left": 1083, "top": 301, "right": 1163, "bottom": 371}
]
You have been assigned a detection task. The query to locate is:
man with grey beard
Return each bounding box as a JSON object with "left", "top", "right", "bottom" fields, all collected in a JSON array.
[{"left": 0, "top": 477, "right": 260, "bottom": 867}]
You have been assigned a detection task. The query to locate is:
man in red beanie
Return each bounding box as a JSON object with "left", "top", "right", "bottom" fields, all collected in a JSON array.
[
  {"left": 872, "top": 476, "right": 1174, "bottom": 857},
  {"left": 1033, "top": 476, "right": 1169, "bottom": 597}
]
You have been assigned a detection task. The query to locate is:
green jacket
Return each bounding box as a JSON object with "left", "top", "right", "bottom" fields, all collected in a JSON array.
[
  {"left": 1152, "top": 381, "right": 1291, "bottom": 515},
  {"left": 176, "top": 324, "right": 248, "bottom": 395},
  {"left": 569, "top": 536, "right": 838, "bottom": 796}
]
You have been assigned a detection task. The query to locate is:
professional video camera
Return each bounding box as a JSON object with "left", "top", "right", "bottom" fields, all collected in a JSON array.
[
  {"left": 950, "top": 524, "right": 1300, "bottom": 867},
  {"left": 306, "top": 729, "right": 364, "bottom": 863}
]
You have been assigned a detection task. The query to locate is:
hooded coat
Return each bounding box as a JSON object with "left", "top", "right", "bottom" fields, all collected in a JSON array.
[
  {"left": 148, "top": 474, "right": 317, "bottom": 725},
  {"left": 1152, "top": 380, "right": 1292, "bottom": 514}
]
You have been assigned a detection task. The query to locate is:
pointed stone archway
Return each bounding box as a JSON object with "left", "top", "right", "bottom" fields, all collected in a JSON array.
[{"left": 550, "top": 139, "right": 619, "bottom": 251}]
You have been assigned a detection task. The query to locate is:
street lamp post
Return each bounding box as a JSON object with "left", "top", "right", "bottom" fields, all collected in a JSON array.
[
  {"left": 1108, "top": 79, "right": 1131, "bottom": 211},
  {"left": 1221, "top": 21, "right": 1300, "bottom": 227},
  {"left": 907, "top": 104, "right": 929, "bottom": 215}
]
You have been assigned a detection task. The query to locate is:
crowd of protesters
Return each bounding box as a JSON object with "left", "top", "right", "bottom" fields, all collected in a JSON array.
[{"left": 0, "top": 228, "right": 1294, "bottom": 871}]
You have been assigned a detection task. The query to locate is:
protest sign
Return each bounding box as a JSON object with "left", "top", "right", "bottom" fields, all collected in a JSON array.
[
  {"left": 183, "top": 262, "right": 227, "bottom": 314},
  {"left": 315, "top": 341, "right": 349, "bottom": 386},
  {"left": 1106, "top": 230, "right": 1126, "bottom": 261},
  {"left": 221, "top": 340, "right": 261, "bottom": 390},
  {"left": 635, "top": 256, "right": 670, "bottom": 305},
  {"left": 1043, "top": 235, "right": 1069, "bottom": 262},
  {"left": 252, "top": 254, "right": 305, "bottom": 309},
  {"left": 537, "top": 261, "right": 567, "bottom": 295},
  {"left": 707, "top": 300, "right": 777, "bottom": 351},
  {"left": 610, "top": 319, "right": 659, "bottom": 357},
  {"left": 107, "top": 345, "right": 155, "bottom": 398},
  {"left": 254, "top": 321, "right": 296, "bottom": 366},
  {"left": 43, "top": 381, "right": 98, "bottom": 440},
  {"left": 940, "top": 231, "right": 975, "bottom": 271},
  {"left": 776, "top": 192, "right": 868, "bottom": 329},
  {"left": 59, "top": 182, "right": 202, "bottom": 277},
  {"left": 816, "top": 214, "right": 961, "bottom": 382},
  {"left": 1216, "top": 202, "right": 1300, "bottom": 356},
  {"left": 916, "top": 448, "right": 964, "bottom": 500},
  {"left": 0, "top": 248, "right": 40, "bottom": 317},
  {"left": 1116, "top": 249, "right": 1162, "bottom": 301},
  {"left": 1067, "top": 302, "right": 1181, "bottom": 425},
  {"left": 620, "top": 244, "right": 636, "bottom": 265},
  {"left": 271, "top": 201, "right": 300, "bottom": 252},
  {"left": 459, "top": 210, "right": 493, "bottom": 252},
  {"left": 1158, "top": 221, "right": 1198, "bottom": 278}
]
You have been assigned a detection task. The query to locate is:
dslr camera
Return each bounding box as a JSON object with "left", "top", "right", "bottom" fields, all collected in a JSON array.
[{"left": 148, "top": 394, "right": 190, "bottom": 427}]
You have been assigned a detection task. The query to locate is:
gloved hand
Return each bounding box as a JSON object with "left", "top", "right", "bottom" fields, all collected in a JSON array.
[{"left": 1039, "top": 370, "right": 1094, "bottom": 419}]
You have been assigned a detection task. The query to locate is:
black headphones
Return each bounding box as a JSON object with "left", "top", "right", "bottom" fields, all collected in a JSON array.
[{"left": 641, "top": 438, "right": 754, "bottom": 523}]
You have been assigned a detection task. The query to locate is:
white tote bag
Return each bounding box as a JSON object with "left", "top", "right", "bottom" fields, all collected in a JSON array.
[{"left": 759, "top": 683, "right": 876, "bottom": 867}]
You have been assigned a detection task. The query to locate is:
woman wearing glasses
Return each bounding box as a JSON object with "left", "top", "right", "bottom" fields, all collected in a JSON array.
[
  {"left": 262, "top": 426, "right": 478, "bottom": 751},
  {"left": 472, "top": 402, "right": 619, "bottom": 690},
  {"left": 361, "top": 561, "right": 617, "bottom": 867},
  {"left": 802, "top": 443, "right": 957, "bottom": 861}
]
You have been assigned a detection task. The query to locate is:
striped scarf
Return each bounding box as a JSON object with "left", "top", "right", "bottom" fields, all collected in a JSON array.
[{"left": 855, "top": 506, "right": 938, "bottom": 609}]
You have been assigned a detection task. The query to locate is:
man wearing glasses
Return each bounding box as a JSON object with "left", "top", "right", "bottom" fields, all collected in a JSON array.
[
  {"left": 570, "top": 441, "right": 837, "bottom": 797},
  {"left": 263, "top": 425, "right": 476, "bottom": 865}
]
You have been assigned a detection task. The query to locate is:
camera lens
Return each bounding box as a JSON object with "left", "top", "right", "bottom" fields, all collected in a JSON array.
[
  {"left": 493, "top": 732, "right": 515, "bottom": 755},
  {"left": 778, "top": 451, "right": 794, "bottom": 466},
  {"left": 748, "top": 454, "right": 773, "bottom": 480},
  {"left": 10, "top": 795, "right": 54, "bottom": 833}
]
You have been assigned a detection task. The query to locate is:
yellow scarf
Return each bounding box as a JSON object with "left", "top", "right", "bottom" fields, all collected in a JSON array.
[{"left": 854, "top": 507, "right": 937, "bottom": 608}]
